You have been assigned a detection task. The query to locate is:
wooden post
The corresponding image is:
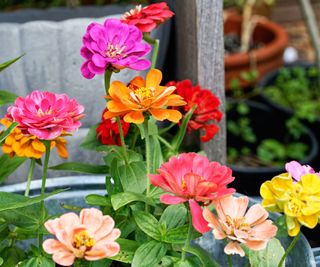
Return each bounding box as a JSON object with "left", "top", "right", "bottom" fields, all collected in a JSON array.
[{"left": 175, "top": 0, "right": 226, "bottom": 163}]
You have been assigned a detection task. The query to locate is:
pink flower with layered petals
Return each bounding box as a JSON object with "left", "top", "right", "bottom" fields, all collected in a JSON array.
[
  {"left": 43, "top": 208, "right": 120, "bottom": 266},
  {"left": 7, "top": 91, "right": 84, "bottom": 140},
  {"left": 203, "top": 195, "right": 277, "bottom": 257},
  {"left": 149, "top": 153, "right": 235, "bottom": 233},
  {"left": 80, "top": 19, "right": 151, "bottom": 79},
  {"left": 122, "top": 2, "right": 174, "bottom": 33},
  {"left": 285, "top": 160, "right": 319, "bottom": 182}
]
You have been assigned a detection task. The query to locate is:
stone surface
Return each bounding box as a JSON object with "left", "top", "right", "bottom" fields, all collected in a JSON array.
[{"left": 0, "top": 6, "right": 171, "bottom": 183}]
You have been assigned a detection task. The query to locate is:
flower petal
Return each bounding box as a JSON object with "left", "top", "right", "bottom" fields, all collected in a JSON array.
[{"left": 189, "top": 199, "right": 210, "bottom": 233}]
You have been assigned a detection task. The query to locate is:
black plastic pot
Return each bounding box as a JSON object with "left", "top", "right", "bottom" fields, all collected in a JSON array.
[{"left": 227, "top": 100, "right": 319, "bottom": 196}]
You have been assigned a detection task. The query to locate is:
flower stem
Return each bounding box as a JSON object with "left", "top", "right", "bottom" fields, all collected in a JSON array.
[
  {"left": 278, "top": 233, "right": 300, "bottom": 267},
  {"left": 24, "top": 158, "right": 35, "bottom": 197},
  {"left": 116, "top": 116, "right": 128, "bottom": 163},
  {"left": 104, "top": 69, "right": 113, "bottom": 95},
  {"left": 181, "top": 209, "right": 193, "bottom": 261},
  {"left": 143, "top": 33, "right": 160, "bottom": 69},
  {"left": 158, "top": 135, "right": 175, "bottom": 152},
  {"left": 143, "top": 120, "right": 151, "bottom": 211},
  {"left": 38, "top": 140, "right": 51, "bottom": 249},
  {"left": 227, "top": 254, "right": 233, "bottom": 267}
]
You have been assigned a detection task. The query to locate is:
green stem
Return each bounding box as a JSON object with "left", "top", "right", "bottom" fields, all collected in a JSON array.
[
  {"left": 104, "top": 69, "right": 113, "bottom": 95},
  {"left": 278, "top": 233, "right": 300, "bottom": 267},
  {"left": 227, "top": 254, "right": 233, "bottom": 267},
  {"left": 130, "top": 126, "right": 139, "bottom": 149},
  {"left": 38, "top": 140, "right": 51, "bottom": 249},
  {"left": 116, "top": 116, "right": 128, "bottom": 163},
  {"left": 143, "top": 33, "right": 160, "bottom": 69},
  {"left": 158, "top": 135, "right": 175, "bottom": 152},
  {"left": 24, "top": 158, "right": 35, "bottom": 197},
  {"left": 143, "top": 120, "right": 151, "bottom": 211},
  {"left": 181, "top": 209, "right": 193, "bottom": 261}
]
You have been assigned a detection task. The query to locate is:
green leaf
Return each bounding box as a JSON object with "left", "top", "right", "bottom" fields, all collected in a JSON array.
[
  {"left": 49, "top": 162, "right": 109, "bottom": 174},
  {"left": 183, "top": 245, "right": 221, "bottom": 267},
  {"left": 171, "top": 105, "right": 196, "bottom": 152},
  {"left": 17, "top": 256, "right": 55, "bottom": 267},
  {"left": 133, "top": 210, "right": 162, "bottom": 241},
  {"left": 0, "top": 257, "right": 3, "bottom": 265},
  {"left": 0, "top": 154, "right": 26, "bottom": 184},
  {"left": 150, "top": 135, "right": 163, "bottom": 173},
  {"left": 111, "top": 192, "right": 155, "bottom": 211},
  {"left": 0, "top": 55, "right": 24, "bottom": 72},
  {"left": 0, "top": 122, "right": 18, "bottom": 143},
  {"left": 159, "top": 204, "right": 187, "bottom": 229},
  {"left": 0, "top": 90, "right": 18, "bottom": 106},
  {"left": 118, "top": 161, "right": 147, "bottom": 194},
  {"left": 163, "top": 225, "right": 189, "bottom": 244},
  {"left": 132, "top": 240, "right": 167, "bottom": 267},
  {"left": 85, "top": 194, "right": 110, "bottom": 206},
  {"left": 80, "top": 124, "right": 101, "bottom": 150},
  {"left": 247, "top": 238, "right": 285, "bottom": 267},
  {"left": 0, "top": 247, "right": 25, "bottom": 267},
  {"left": 109, "top": 238, "right": 139, "bottom": 263}
]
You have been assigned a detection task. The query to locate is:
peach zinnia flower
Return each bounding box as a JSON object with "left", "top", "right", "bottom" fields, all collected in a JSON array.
[
  {"left": 104, "top": 69, "right": 186, "bottom": 124},
  {"left": 43, "top": 208, "right": 120, "bottom": 266},
  {"left": 149, "top": 153, "right": 235, "bottom": 233},
  {"left": 1, "top": 118, "right": 68, "bottom": 159},
  {"left": 203, "top": 195, "right": 277, "bottom": 257}
]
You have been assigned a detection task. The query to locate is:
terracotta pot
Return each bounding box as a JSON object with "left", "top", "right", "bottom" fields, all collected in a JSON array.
[{"left": 224, "top": 14, "right": 288, "bottom": 90}]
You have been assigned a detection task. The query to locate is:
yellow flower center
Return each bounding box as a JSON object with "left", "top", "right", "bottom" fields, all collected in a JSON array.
[
  {"left": 287, "top": 197, "right": 305, "bottom": 216},
  {"left": 181, "top": 179, "right": 187, "bottom": 190},
  {"left": 226, "top": 215, "right": 251, "bottom": 233},
  {"left": 36, "top": 108, "right": 52, "bottom": 117},
  {"left": 106, "top": 43, "right": 126, "bottom": 59},
  {"left": 134, "top": 87, "right": 153, "bottom": 100},
  {"left": 73, "top": 230, "right": 95, "bottom": 252}
]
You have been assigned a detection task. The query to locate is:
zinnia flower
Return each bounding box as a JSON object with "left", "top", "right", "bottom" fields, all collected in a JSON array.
[
  {"left": 203, "top": 195, "right": 277, "bottom": 257},
  {"left": 149, "top": 153, "right": 235, "bottom": 233},
  {"left": 43, "top": 208, "right": 120, "bottom": 266},
  {"left": 260, "top": 173, "right": 320, "bottom": 236},
  {"left": 1, "top": 118, "right": 68, "bottom": 159},
  {"left": 104, "top": 69, "right": 186, "bottom": 124},
  {"left": 80, "top": 18, "right": 151, "bottom": 79},
  {"left": 96, "top": 108, "right": 130, "bottom": 146},
  {"left": 122, "top": 2, "right": 174, "bottom": 33},
  {"left": 7, "top": 91, "right": 84, "bottom": 140},
  {"left": 167, "top": 80, "right": 222, "bottom": 142},
  {"left": 285, "top": 160, "right": 318, "bottom": 182}
]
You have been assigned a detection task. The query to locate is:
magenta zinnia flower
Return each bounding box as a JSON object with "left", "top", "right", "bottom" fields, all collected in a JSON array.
[
  {"left": 80, "top": 19, "right": 152, "bottom": 79},
  {"left": 149, "top": 153, "right": 235, "bottom": 233},
  {"left": 7, "top": 91, "right": 84, "bottom": 140},
  {"left": 285, "top": 160, "right": 318, "bottom": 182}
]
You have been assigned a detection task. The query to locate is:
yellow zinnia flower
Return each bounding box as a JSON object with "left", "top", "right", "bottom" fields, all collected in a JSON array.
[
  {"left": 1, "top": 118, "right": 68, "bottom": 159},
  {"left": 260, "top": 172, "right": 320, "bottom": 236},
  {"left": 104, "top": 69, "right": 186, "bottom": 124}
]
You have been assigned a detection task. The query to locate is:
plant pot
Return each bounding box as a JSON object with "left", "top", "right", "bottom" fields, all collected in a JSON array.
[
  {"left": 0, "top": 177, "right": 316, "bottom": 266},
  {"left": 227, "top": 100, "right": 319, "bottom": 196},
  {"left": 224, "top": 14, "right": 288, "bottom": 90}
]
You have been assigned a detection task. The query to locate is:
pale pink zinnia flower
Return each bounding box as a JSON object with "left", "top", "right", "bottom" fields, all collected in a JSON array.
[
  {"left": 149, "top": 153, "right": 235, "bottom": 233},
  {"left": 43, "top": 208, "right": 120, "bottom": 266},
  {"left": 285, "top": 160, "right": 318, "bottom": 182},
  {"left": 203, "top": 195, "right": 277, "bottom": 257},
  {"left": 7, "top": 90, "right": 84, "bottom": 140},
  {"left": 80, "top": 18, "right": 151, "bottom": 79}
]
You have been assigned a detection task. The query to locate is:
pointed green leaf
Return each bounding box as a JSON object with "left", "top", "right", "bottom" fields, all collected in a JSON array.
[
  {"left": 0, "top": 154, "right": 26, "bottom": 184},
  {"left": 85, "top": 194, "right": 110, "bottom": 206},
  {"left": 0, "top": 55, "right": 24, "bottom": 72},
  {"left": 133, "top": 210, "right": 161, "bottom": 241},
  {"left": 159, "top": 204, "right": 187, "bottom": 229},
  {"left": 17, "top": 256, "right": 55, "bottom": 267},
  {"left": 80, "top": 124, "right": 101, "bottom": 150},
  {"left": 132, "top": 240, "right": 167, "bottom": 267},
  {"left": 0, "top": 122, "right": 18, "bottom": 143},
  {"left": 109, "top": 238, "right": 139, "bottom": 264},
  {"left": 150, "top": 135, "right": 163, "bottom": 172},
  {"left": 111, "top": 192, "right": 155, "bottom": 210},
  {"left": 183, "top": 245, "right": 221, "bottom": 267},
  {"left": 0, "top": 90, "right": 18, "bottom": 106},
  {"left": 49, "top": 162, "right": 109, "bottom": 174},
  {"left": 0, "top": 247, "right": 25, "bottom": 267}
]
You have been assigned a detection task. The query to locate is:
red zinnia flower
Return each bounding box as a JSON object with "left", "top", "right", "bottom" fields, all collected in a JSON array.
[
  {"left": 121, "top": 2, "right": 174, "bottom": 33},
  {"left": 167, "top": 80, "right": 223, "bottom": 142},
  {"left": 96, "top": 108, "right": 130, "bottom": 146}
]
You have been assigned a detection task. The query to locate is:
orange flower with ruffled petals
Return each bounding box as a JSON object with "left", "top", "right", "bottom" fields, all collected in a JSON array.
[
  {"left": 1, "top": 118, "right": 68, "bottom": 159},
  {"left": 104, "top": 69, "right": 186, "bottom": 124}
]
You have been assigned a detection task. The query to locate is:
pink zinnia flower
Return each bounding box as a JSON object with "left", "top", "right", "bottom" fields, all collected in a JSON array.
[
  {"left": 43, "top": 208, "right": 120, "bottom": 266},
  {"left": 122, "top": 2, "right": 174, "bottom": 33},
  {"left": 203, "top": 196, "right": 277, "bottom": 257},
  {"left": 80, "top": 19, "right": 151, "bottom": 79},
  {"left": 7, "top": 91, "right": 84, "bottom": 140},
  {"left": 149, "top": 153, "right": 235, "bottom": 233},
  {"left": 285, "top": 160, "right": 318, "bottom": 182}
]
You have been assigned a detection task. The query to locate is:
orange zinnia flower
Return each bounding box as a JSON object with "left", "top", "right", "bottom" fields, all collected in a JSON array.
[
  {"left": 1, "top": 118, "right": 68, "bottom": 159},
  {"left": 104, "top": 69, "right": 186, "bottom": 124}
]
